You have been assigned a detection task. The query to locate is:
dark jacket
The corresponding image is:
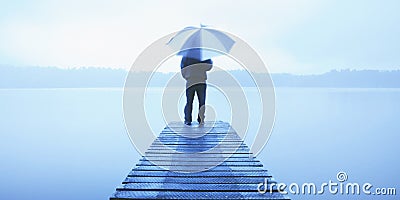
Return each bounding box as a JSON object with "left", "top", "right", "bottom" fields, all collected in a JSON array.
[{"left": 181, "top": 57, "right": 213, "bottom": 85}]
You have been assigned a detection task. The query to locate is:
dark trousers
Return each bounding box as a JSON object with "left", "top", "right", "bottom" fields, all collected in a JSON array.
[{"left": 184, "top": 83, "right": 206, "bottom": 123}]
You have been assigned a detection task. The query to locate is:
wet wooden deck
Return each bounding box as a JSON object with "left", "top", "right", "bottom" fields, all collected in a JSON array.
[{"left": 110, "top": 121, "right": 290, "bottom": 199}]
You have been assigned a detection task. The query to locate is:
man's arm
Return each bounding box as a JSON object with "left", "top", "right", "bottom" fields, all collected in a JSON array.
[
  {"left": 180, "top": 56, "right": 187, "bottom": 69},
  {"left": 202, "top": 59, "right": 213, "bottom": 71}
]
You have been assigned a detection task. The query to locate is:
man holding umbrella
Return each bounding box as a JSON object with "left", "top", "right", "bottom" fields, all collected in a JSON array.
[
  {"left": 167, "top": 25, "right": 235, "bottom": 126},
  {"left": 180, "top": 49, "right": 213, "bottom": 125}
]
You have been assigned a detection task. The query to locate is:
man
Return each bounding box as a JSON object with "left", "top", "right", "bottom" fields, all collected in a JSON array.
[{"left": 181, "top": 56, "right": 213, "bottom": 125}]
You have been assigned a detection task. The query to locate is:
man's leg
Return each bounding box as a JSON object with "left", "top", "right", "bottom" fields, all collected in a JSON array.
[
  {"left": 196, "top": 83, "right": 207, "bottom": 123},
  {"left": 184, "top": 84, "right": 196, "bottom": 124}
]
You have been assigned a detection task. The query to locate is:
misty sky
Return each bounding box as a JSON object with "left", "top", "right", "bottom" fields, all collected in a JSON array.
[{"left": 0, "top": 0, "right": 399, "bottom": 74}]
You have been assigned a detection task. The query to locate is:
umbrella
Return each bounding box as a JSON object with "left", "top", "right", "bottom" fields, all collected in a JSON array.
[{"left": 167, "top": 25, "right": 235, "bottom": 61}]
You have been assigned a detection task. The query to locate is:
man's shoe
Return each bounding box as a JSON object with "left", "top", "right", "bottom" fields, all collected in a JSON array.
[
  {"left": 197, "top": 117, "right": 204, "bottom": 124},
  {"left": 197, "top": 119, "right": 204, "bottom": 125},
  {"left": 184, "top": 121, "right": 191, "bottom": 126}
]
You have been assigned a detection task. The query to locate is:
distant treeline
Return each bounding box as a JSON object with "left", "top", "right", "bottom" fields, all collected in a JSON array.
[
  {"left": 1, "top": 66, "right": 399, "bottom": 88},
  {"left": 272, "top": 69, "right": 400, "bottom": 88},
  {"left": 0, "top": 66, "right": 126, "bottom": 88}
]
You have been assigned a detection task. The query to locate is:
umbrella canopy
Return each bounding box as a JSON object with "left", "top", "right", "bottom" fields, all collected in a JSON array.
[{"left": 167, "top": 25, "right": 235, "bottom": 61}]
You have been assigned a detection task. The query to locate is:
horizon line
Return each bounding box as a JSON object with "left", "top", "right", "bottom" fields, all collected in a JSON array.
[{"left": 1, "top": 64, "right": 400, "bottom": 76}]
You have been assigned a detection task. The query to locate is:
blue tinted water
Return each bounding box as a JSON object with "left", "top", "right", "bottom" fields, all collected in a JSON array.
[{"left": 0, "top": 88, "right": 398, "bottom": 200}]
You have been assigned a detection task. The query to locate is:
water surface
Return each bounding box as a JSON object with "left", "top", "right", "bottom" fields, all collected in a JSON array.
[{"left": 0, "top": 88, "right": 398, "bottom": 199}]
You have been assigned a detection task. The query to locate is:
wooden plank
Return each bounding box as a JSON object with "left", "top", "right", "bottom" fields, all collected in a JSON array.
[
  {"left": 111, "top": 191, "right": 289, "bottom": 200},
  {"left": 117, "top": 183, "right": 280, "bottom": 192},
  {"left": 139, "top": 157, "right": 256, "bottom": 162},
  {"left": 122, "top": 177, "right": 277, "bottom": 184},
  {"left": 127, "top": 171, "right": 272, "bottom": 177}
]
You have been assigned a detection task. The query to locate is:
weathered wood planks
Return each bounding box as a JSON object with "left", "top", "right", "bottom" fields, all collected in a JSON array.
[{"left": 110, "top": 121, "right": 290, "bottom": 199}]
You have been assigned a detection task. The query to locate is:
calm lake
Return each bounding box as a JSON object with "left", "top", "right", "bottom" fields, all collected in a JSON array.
[{"left": 0, "top": 88, "right": 399, "bottom": 200}]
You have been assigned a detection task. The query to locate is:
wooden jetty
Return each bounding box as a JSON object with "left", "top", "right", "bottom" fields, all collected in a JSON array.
[{"left": 110, "top": 121, "right": 290, "bottom": 199}]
